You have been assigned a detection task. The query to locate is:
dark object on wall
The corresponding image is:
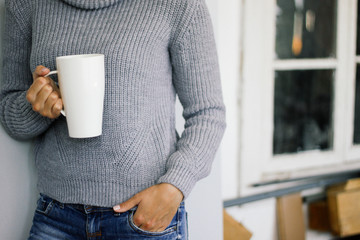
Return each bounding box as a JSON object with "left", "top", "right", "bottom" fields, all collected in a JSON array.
[{"left": 308, "top": 200, "right": 331, "bottom": 232}]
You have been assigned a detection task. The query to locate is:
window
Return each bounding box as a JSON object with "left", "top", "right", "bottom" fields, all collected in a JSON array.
[
  {"left": 273, "top": 0, "right": 337, "bottom": 155},
  {"left": 354, "top": 2, "right": 360, "bottom": 144},
  {"left": 239, "top": 0, "right": 360, "bottom": 194},
  {"left": 273, "top": 69, "right": 334, "bottom": 154},
  {"left": 355, "top": 65, "right": 360, "bottom": 143},
  {"left": 275, "top": 0, "right": 337, "bottom": 60}
]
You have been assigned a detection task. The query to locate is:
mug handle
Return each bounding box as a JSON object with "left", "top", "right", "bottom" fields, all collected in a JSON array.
[{"left": 44, "top": 70, "right": 66, "bottom": 117}]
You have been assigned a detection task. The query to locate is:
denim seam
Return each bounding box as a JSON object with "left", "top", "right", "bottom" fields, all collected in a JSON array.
[{"left": 176, "top": 206, "right": 180, "bottom": 235}]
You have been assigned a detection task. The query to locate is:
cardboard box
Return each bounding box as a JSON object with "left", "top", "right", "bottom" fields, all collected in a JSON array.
[
  {"left": 223, "top": 209, "right": 252, "bottom": 240},
  {"left": 308, "top": 200, "right": 331, "bottom": 232},
  {"left": 327, "top": 178, "right": 360, "bottom": 237},
  {"left": 276, "top": 193, "right": 305, "bottom": 240}
]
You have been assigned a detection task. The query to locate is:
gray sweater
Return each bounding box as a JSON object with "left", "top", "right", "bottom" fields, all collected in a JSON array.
[{"left": 0, "top": 0, "right": 226, "bottom": 207}]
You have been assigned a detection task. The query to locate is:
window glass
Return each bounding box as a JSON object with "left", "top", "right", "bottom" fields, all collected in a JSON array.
[
  {"left": 275, "top": 0, "right": 337, "bottom": 59},
  {"left": 273, "top": 70, "right": 334, "bottom": 154},
  {"left": 354, "top": 3, "right": 360, "bottom": 144},
  {"left": 354, "top": 65, "right": 360, "bottom": 144},
  {"left": 356, "top": 0, "right": 360, "bottom": 55}
]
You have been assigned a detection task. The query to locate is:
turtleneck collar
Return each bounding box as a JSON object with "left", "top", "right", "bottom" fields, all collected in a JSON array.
[{"left": 61, "top": 0, "right": 122, "bottom": 10}]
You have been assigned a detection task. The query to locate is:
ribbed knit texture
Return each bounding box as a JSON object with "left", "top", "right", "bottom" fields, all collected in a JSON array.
[{"left": 1, "top": 0, "right": 226, "bottom": 207}]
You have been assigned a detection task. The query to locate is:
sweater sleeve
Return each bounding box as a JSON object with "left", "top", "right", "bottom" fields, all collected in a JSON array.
[
  {"left": 157, "top": 0, "right": 226, "bottom": 199},
  {"left": 0, "top": 0, "right": 54, "bottom": 140}
]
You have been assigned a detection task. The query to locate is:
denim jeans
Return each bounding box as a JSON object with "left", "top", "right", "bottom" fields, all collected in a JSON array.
[{"left": 28, "top": 194, "right": 188, "bottom": 240}]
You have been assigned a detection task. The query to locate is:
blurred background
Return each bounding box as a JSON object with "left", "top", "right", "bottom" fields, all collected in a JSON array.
[
  {"left": 2, "top": 0, "right": 360, "bottom": 239},
  {"left": 221, "top": 0, "right": 360, "bottom": 239}
]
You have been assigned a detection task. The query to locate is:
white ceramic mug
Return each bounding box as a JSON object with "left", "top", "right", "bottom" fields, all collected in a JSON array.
[{"left": 45, "top": 54, "right": 105, "bottom": 138}]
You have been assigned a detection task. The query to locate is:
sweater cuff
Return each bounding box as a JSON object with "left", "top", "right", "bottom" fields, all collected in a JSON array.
[
  {"left": 157, "top": 151, "right": 198, "bottom": 199},
  {"left": 2, "top": 91, "right": 54, "bottom": 139}
]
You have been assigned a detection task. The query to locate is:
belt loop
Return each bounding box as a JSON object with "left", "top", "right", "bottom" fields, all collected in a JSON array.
[
  {"left": 85, "top": 205, "right": 93, "bottom": 214},
  {"left": 52, "top": 198, "right": 64, "bottom": 209},
  {"left": 58, "top": 201, "right": 65, "bottom": 209}
]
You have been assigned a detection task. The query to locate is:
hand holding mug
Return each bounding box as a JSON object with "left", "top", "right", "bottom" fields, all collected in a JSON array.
[
  {"left": 26, "top": 65, "right": 63, "bottom": 119},
  {"left": 27, "top": 54, "right": 105, "bottom": 138}
]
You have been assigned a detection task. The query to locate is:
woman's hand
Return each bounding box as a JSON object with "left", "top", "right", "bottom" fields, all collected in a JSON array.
[
  {"left": 113, "top": 183, "right": 184, "bottom": 232},
  {"left": 26, "top": 65, "right": 63, "bottom": 119}
]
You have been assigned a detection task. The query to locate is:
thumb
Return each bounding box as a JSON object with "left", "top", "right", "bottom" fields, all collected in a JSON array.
[
  {"left": 33, "top": 65, "right": 50, "bottom": 80},
  {"left": 113, "top": 194, "right": 141, "bottom": 213}
]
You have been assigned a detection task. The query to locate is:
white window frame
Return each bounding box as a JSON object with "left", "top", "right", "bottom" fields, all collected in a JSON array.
[
  {"left": 346, "top": 0, "right": 360, "bottom": 162},
  {"left": 239, "top": 0, "right": 360, "bottom": 195}
]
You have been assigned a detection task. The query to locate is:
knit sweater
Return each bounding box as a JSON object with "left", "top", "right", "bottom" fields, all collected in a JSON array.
[{"left": 0, "top": 0, "right": 226, "bottom": 207}]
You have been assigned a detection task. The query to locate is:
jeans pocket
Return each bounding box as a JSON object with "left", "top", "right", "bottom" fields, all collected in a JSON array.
[
  {"left": 128, "top": 208, "right": 178, "bottom": 237},
  {"left": 35, "top": 194, "right": 54, "bottom": 216}
]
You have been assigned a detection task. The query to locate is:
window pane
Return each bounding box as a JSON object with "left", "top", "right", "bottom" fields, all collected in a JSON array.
[
  {"left": 354, "top": 65, "right": 360, "bottom": 144},
  {"left": 273, "top": 70, "right": 334, "bottom": 155},
  {"left": 275, "top": 0, "right": 337, "bottom": 59},
  {"left": 357, "top": 1, "right": 360, "bottom": 55}
]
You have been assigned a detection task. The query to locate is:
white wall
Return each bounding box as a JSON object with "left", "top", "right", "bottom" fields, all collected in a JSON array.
[
  {"left": 0, "top": 0, "right": 224, "bottom": 239},
  {"left": 182, "top": 1, "right": 224, "bottom": 239},
  {"left": 0, "top": 1, "right": 39, "bottom": 239},
  {"left": 0, "top": 130, "right": 38, "bottom": 240},
  {"left": 0, "top": 0, "right": 38, "bottom": 240},
  {"left": 217, "top": 0, "right": 242, "bottom": 201}
]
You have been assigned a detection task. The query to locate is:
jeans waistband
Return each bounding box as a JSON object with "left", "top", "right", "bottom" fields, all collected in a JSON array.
[
  {"left": 69, "top": 204, "right": 114, "bottom": 214},
  {"left": 40, "top": 194, "right": 114, "bottom": 214},
  {"left": 40, "top": 193, "right": 185, "bottom": 215}
]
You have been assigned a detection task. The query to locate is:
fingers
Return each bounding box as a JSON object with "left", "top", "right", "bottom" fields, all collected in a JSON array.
[
  {"left": 132, "top": 204, "right": 174, "bottom": 232},
  {"left": 32, "top": 65, "right": 50, "bottom": 80},
  {"left": 113, "top": 193, "right": 141, "bottom": 213},
  {"left": 133, "top": 212, "right": 161, "bottom": 232},
  {"left": 133, "top": 207, "right": 169, "bottom": 232},
  {"left": 45, "top": 92, "right": 63, "bottom": 117},
  {"left": 27, "top": 77, "right": 50, "bottom": 103},
  {"left": 33, "top": 84, "right": 53, "bottom": 111},
  {"left": 113, "top": 184, "right": 183, "bottom": 233},
  {"left": 27, "top": 65, "right": 63, "bottom": 119},
  {"left": 27, "top": 75, "right": 62, "bottom": 119}
]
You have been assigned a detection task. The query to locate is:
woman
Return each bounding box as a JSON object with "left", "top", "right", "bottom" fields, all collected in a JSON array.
[{"left": 0, "top": 0, "right": 226, "bottom": 239}]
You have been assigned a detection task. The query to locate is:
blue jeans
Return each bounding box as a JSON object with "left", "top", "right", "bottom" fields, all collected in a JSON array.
[{"left": 28, "top": 194, "right": 188, "bottom": 240}]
